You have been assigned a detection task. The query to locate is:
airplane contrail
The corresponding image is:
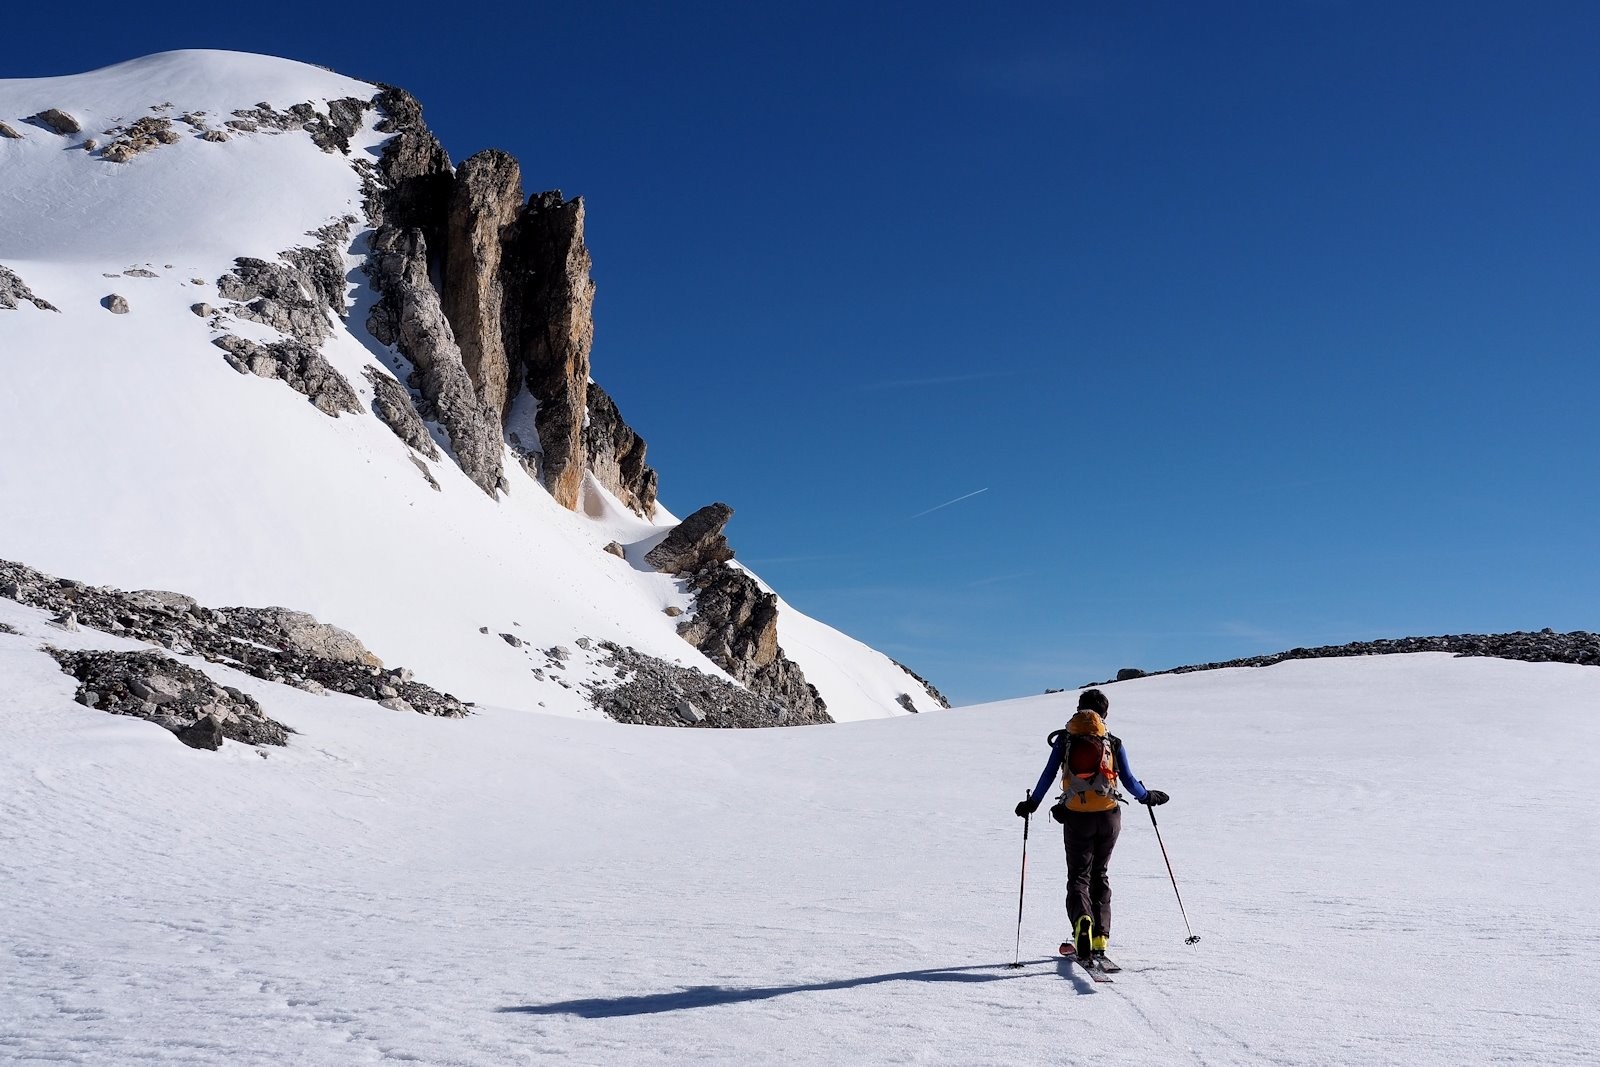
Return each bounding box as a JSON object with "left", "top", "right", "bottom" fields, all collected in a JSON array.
[{"left": 910, "top": 487, "right": 989, "bottom": 519}]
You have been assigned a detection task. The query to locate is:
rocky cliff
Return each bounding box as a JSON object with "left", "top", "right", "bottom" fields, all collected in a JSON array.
[{"left": 361, "top": 93, "right": 657, "bottom": 516}]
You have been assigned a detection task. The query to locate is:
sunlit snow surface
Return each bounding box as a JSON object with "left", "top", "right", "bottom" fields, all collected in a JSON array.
[
  {"left": 0, "top": 50, "right": 925, "bottom": 722},
  {"left": 4, "top": 594, "right": 1597, "bottom": 1065}
]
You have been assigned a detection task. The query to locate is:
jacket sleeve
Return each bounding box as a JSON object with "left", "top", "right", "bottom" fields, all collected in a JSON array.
[
  {"left": 1028, "top": 738, "right": 1064, "bottom": 809},
  {"left": 1114, "top": 738, "right": 1149, "bottom": 803}
]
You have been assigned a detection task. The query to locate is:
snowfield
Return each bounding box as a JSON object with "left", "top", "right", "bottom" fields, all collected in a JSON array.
[{"left": 4, "top": 591, "right": 1597, "bottom": 1065}]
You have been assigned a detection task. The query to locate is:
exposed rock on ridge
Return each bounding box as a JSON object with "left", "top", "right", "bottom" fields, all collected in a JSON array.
[
  {"left": 359, "top": 91, "right": 658, "bottom": 514},
  {"left": 365, "top": 226, "right": 508, "bottom": 496},
  {"left": 645, "top": 504, "right": 827, "bottom": 722},
  {"left": 363, "top": 366, "right": 441, "bottom": 460},
  {"left": 444, "top": 149, "right": 523, "bottom": 422},
  {"left": 503, "top": 189, "right": 595, "bottom": 511},
  {"left": 217, "top": 218, "right": 353, "bottom": 347},
  {"left": 586, "top": 383, "right": 659, "bottom": 517},
  {"left": 587, "top": 640, "right": 832, "bottom": 727},
  {"left": 645, "top": 503, "right": 735, "bottom": 574},
  {"left": 2, "top": 558, "right": 469, "bottom": 718},
  {"left": 0, "top": 265, "right": 59, "bottom": 312},
  {"left": 50, "top": 648, "right": 290, "bottom": 750},
  {"left": 214, "top": 335, "right": 360, "bottom": 416},
  {"left": 1091, "top": 630, "right": 1600, "bottom": 688}
]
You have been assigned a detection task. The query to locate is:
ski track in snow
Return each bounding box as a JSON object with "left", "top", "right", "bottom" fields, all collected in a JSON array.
[{"left": 4, "top": 591, "right": 1599, "bottom": 1066}]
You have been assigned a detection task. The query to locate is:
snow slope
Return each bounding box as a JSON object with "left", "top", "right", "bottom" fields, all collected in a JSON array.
[
  {"left": 0, "top": 50, "right": 929, "bottom": 721},
  {"left": 4, "top": 593, "right": 1596, "bottom": 1065}
]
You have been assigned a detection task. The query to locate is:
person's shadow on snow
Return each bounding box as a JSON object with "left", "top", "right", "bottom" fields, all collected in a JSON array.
[{"left": 501, "top": 959, "right": 1086, "bottom": 1018}]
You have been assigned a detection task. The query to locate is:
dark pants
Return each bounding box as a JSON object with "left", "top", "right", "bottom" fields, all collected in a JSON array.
[{"left": 1063, "top": 807, "right": 1121, "bottom": 939}]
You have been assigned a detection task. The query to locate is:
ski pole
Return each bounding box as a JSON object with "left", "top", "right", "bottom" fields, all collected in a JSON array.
[
  {"left": 1008, "top": 792, "right": 1031, "bottom": 968},
  {"left": 1147, "top": 803, "right": 1201, "bottom": 945}
]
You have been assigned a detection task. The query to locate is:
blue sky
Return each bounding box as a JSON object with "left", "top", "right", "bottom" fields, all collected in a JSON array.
[{"left": 12, "top": 2, "right": 1599, "bottom": 704}]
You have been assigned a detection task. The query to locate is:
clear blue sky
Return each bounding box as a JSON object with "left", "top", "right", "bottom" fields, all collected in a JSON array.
[{"left": 13, "top": 2, "right": 1600, "bottom": 704}]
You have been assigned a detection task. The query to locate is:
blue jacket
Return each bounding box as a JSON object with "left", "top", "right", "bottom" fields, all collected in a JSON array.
[{"left": 1026, "top": 732, "right": 1149, "bottom": 810}]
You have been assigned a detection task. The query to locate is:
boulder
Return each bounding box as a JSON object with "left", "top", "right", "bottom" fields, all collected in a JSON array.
[
  {"left": 104, "top": 294, "right": 130, "bottom": 314},
  {"left": 30, "top": 108, "right": 80, "bottom": 135},
  {"left": 644, "top": 503, "right": 735, "bottom": 575},
  {"left": 235, "top": 607, "right": 382, "bottom": 667}
]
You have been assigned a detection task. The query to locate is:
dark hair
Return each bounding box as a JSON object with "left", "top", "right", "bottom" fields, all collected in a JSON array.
[{"left": 1077, "top": 688, "right": 1109, "bottom": 716}]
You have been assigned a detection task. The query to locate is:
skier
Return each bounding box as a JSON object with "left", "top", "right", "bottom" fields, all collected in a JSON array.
[{"left": 1013, "top": 688, "right": 1169, "bottom": 964}]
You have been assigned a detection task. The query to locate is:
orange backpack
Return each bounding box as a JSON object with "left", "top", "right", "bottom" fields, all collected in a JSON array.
[{"left": 1060, "top": 710, "right": 1119, "bottom": 802}]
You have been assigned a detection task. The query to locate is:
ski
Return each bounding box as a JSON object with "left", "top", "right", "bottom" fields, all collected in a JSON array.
[{"left": 1058, "top": 942, "right": 1115, "bottom": 983}]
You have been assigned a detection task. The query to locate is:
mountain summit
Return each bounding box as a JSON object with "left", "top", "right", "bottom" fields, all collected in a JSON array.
[{"left": 0, "top": 50, "right": 945, "bottom": 723}]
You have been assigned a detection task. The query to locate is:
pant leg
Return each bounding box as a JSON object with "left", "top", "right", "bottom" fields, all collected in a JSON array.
[
  {"left": 1062, "top": 813, "right": 1097, "bottom": 930},
  {"left": 1088, "top": 806, "right": 1122, "bottom": 939}
]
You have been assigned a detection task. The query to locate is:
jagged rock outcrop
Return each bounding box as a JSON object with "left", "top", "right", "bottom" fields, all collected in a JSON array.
[
  {"left": 645, "top": 503, "right": 735, "bottom": 574},
  {"left": 675, "top": 564, "right": 826, "bottom": 720},
  {"left": 29, "top": 108, "right": 80, "bottom": 135},
  {"left": 587, "top": 640, "right": 832, "bottom": 727},
  {"left": 100, "top": 115, "right": 181, "bottom": 162},
  {"left": 585, "top": 383, "right": 658, "bottom": 518},
  {"left": 217, "top": 219, "right": 351, "bottom": 346},
  {"left": 1089, "top": 629, "right": 1600, "bottom": 688},
  {"left": 444, "top": 150, "right": 523, "bottom": 421},
  {"left": 214, "top": 335, "right": 360, "bottom": 417},
  {"left": 363, "top": 366, "right": 441, "bottom": 459},
  {"left": 49, "top": 648, "right": 290, "bottom": 750},
  {"left": 366, "top": 87, "right": 452, "bottom": 251},
  {"left": 891, "top": 658, "right": 952, "bottom": 710},
  {"left": 305, "top": 97, "right": 369, "bottom": 154},
  {"left": 356, "top": 90, "right": 659, "bottom": 515},
  {"left": 2, "top": 558, "right": 469, "bottom": 717},
  {"left": 642, "top": 503, "right": 826, "bottom": 720},
  {"left": 0, "top": 122, "right": 21, "bottom": 139},
  {"left": 0, "top": 266, "right": 58, "bottom": 312},
  {"left": 365, "top": 225, "right": 507, "bottom": 495},
  {"left": 504, "top": 190, "right": 595, "bottom": 510}
]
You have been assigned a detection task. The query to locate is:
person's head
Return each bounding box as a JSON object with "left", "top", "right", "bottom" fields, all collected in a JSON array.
[{"left": 1077, "top": 688, "right": 1109, "bottom": 717}]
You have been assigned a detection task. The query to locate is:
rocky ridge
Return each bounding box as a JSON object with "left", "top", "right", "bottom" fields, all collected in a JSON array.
[
  {"left": 49, "top": 648, "right": 290, "bottom": 750},
  {"left": 586, "top": 640, "right": 832, "bottom": 728},
  {"left": 1, "top": 559, "right": 470, "bottom": 721},
  {"left": 642, "top": 503, "right": 828, "bottom": 722},
  {"left": 359, "top": 90, "right": 658, "bottom": 514},
  {"left": 0, "top": 265, "right": 59, "bottom": 312},
  {"left": 1092, "top": 630, "right": 1600, "bottom": 688}
]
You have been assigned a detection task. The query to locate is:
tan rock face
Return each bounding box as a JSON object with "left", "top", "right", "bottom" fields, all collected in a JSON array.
[
  {"left": 505, "top": 191, "right": 595, "bottom": 511},
  {"left": 443, "top": 150, "right": 523, "bottom": 422},
  {"left": 362, "top": 90, "right": 658, "bottom": 517}
]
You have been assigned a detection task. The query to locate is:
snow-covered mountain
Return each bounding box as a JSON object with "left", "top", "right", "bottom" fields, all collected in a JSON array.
[{"left": 0, "top": 50, "right": 944, "bottom": 725}]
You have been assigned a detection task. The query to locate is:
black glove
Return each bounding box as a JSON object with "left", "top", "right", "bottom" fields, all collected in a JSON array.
[
  {"left": 1014, "top": 799, "right": 1038, "bottom": 818},
  {"left": 1141, "top": 789, "right": 1169, "bottom": 806}
]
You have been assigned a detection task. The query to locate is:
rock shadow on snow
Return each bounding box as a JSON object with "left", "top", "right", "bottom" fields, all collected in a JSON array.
[{"left": 497, "top": 961, "right": 1045, "bottom": 1018}]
